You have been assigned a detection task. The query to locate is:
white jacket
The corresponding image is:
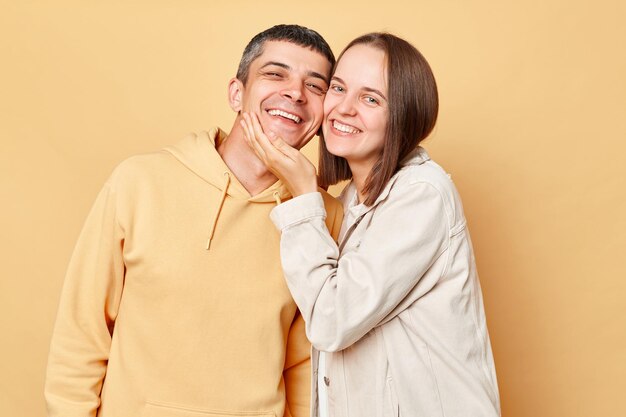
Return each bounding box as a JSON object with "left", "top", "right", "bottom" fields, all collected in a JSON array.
[{"left": 270, "top": 147, "right": 500, "bottom": 417}]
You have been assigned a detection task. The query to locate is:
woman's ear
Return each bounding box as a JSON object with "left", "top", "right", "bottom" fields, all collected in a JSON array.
[{"left": 228, "top": 78, "right": 244, "bottom": 112}]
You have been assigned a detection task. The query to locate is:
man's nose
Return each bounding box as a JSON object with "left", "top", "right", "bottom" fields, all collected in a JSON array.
[{"left": 281, "top": 81, "right": 306, "bottom": 103}]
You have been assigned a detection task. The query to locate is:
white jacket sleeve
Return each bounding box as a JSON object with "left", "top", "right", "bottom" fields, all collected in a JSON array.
[
  {"left": 45, "top": 179, "right": 125, "bottom": 417},
  {"left": 270, "top": 182, "right": 449, "bottom": 352}
]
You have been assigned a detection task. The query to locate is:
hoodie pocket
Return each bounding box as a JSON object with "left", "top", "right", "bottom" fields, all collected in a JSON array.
[{"left": 143, "top": 401, "right": 275, "bottom": 417}]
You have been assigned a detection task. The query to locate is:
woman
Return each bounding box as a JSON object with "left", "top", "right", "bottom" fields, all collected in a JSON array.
[{"left": 242, "top": 33, "right": 500, "bottom": 417}]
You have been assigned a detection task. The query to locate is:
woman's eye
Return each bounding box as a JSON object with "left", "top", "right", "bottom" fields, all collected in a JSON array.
[
  {"left": 365, "top": 96, "right": 379, "bottom": 105},
  {"left": 331, "top": 85, "right": 345, "bottom": 93}
]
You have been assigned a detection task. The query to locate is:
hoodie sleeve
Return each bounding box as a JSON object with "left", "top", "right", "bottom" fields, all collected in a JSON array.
[
  {"left": 270, "top": 184, "right": 448, "bottom": 353},
  {"left": 45, "top": 177, "right": 125, "bottom": 417}
]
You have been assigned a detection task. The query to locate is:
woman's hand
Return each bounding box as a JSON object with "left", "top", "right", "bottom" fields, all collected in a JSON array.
[{"left": 241, "top": 112, "right": 318, "bottom": 197}]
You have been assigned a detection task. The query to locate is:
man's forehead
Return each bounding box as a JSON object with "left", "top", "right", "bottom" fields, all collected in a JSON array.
[{"left": 253, "top": 40, "right": 331, "bottom": 73}]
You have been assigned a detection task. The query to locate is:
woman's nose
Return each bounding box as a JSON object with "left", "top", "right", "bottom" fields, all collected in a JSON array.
[{"left": 336, "top": 94, "right": 357, "bottom": 116}]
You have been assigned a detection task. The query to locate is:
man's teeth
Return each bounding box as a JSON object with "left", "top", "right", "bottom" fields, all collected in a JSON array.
[
  {"left": 268, "top": 109, "right": 301, "bottom": 123},
  {"left": 333, "top": 120, "right": 361, "bottom": 134}
]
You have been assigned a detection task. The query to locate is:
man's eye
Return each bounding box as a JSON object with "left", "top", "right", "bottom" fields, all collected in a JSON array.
[
  {"left": 306, "top": 83, "right": 326, "bottom": 94},
  {"left": 266, "top": 72, "right": 282, "bottom": 78}
]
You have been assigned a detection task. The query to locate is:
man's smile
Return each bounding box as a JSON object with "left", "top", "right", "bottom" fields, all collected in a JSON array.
[{"left": 266, "top": 108, "right": 303, "bottom": 124}]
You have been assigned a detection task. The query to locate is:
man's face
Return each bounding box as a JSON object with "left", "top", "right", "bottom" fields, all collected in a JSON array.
[{"left": 233, "top": 41, "right": 332, "bottom": 150}]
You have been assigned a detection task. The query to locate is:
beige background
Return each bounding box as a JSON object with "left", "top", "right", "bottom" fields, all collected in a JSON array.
[{"left": 1, "top": 1, "right": 625, "bottom": 416}]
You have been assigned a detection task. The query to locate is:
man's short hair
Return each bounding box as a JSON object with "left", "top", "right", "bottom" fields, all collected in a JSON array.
[{"left": 236, "top": 24, "right": 335, "bottom": 84}]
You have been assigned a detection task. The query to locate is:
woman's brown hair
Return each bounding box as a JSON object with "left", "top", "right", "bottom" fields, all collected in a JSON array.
[{"left": 318, "top": 33, "right": 439, "bottom": 206}]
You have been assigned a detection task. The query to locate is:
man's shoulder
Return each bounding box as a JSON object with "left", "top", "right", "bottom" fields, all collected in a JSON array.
[
  {"left": 317, "top": 187, "right": 341, "bottom": 206},
  {"left": 317, "top": 188, "right": 344, "bottom": 238},
  {"left": 317, "top": 188, "right": 342, "bottom": 212},
  {"left": 103, "top": 147, "right": 179, "bottom": 194},
  {"left": 111, "top": 127, "right": 219, "bottom": 178},
  {"left": 111, "top": 149, "right": 171, "bottom": 177}
]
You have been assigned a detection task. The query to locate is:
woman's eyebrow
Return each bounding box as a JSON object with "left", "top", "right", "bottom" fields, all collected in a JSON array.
[
  {"left": 331, "top": 76, "right": 387, "bottom": 100},
  {"left": 363, "top": 87, "right": 387, "bottom": 100}
]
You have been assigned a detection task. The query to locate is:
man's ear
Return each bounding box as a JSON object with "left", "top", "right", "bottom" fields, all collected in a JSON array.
[{"left": 228, "top": 78, "right": 244, "bottom": 112}]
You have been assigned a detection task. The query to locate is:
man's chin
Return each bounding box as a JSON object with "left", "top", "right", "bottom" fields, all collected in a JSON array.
[
  {"left": 257, "top": 116, "right": 320, "bottom": 149},
  {"left": 268, "top": 129, "right": 315, "bottom": 150},
  {"left": 285, "top": 134, "right": 316, "bottom": 150}
]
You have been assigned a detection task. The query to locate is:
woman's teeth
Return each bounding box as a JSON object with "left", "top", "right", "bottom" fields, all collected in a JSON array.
[{"left": 333, "top": 120, "right": 361, "bottom": 134}]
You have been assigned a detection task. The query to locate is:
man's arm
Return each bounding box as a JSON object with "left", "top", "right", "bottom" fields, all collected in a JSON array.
[
  {"left": 45, "top": 178, "right": 125, "bottom": 417},
  {"left": 283, "top": 311, "right": 311, "bottom": 417}
]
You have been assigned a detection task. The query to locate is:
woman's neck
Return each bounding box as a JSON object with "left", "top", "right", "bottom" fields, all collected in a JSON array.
[{"left": 349, "top": 161, "right": 373, "bottom": 204}]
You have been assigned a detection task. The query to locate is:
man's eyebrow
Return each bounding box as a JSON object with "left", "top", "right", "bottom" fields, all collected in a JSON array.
[
  {"left": 308, "top": 71, "right": 329, "bottom": 85},
  {"left": 332, "top": 76, "right": 387, "bottom": 100},
  {"left": 260, "top": 61, "right": 329, "bottom": 84},
  {"left": 260, "top": 61, "right": 291, "bottom": 71}
]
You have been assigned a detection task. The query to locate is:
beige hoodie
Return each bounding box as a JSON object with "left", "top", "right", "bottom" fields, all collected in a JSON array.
[{"left": 45, "top": 128, "right": 343, "bottom": 417}]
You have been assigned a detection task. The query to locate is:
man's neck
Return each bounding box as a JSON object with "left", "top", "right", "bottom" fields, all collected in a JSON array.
[{"left": 217, "top": 119, "right": 279, "bottom": 196}]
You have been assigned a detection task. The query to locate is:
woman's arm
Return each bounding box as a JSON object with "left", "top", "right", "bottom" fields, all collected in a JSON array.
[
  {"left": 242, "top": 112, "right": 450, "bottom": 352},
  {"left": 271, "top": 182, "right": 449, "bottom": 352}
]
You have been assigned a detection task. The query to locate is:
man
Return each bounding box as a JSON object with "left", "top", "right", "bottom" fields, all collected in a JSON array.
[{"left": 45, "top": 24, "right": 342, "bottom": 417}]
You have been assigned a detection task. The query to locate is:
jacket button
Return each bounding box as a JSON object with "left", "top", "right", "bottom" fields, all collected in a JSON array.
[{"left": 324, "top": 376, "right": 330, "bottom": 386}]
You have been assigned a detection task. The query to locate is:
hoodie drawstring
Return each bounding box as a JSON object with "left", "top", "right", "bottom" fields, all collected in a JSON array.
[
  {"left": 273, "top": 191, "right": 282, "bottom": 205},
  {"left": 206, "top": 172, "right": 231, "bottom": 250}
]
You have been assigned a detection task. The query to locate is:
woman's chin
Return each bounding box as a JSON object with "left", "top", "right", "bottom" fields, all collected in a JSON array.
[
  {"left": 323, "top": 136, "right": 351, "bottom": 158},
  {"left": 325, "top": 144, "right": 351, "bottom": 160}
]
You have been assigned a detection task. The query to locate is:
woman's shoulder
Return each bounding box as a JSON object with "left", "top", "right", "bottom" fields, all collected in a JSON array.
[
  {"left": 392, "top": 148, "right": 468, "bottom": 226},
  {"left": 397, "top": 147, "right": 454, "bottom": 191}
]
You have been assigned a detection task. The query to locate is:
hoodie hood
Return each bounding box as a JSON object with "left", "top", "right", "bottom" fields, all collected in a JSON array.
[
  {"left": 163, "top": 128, "right": 292, "bottom": 203},
  {"left": 163, "top": 128, "right": 292, "bottom": 249}
]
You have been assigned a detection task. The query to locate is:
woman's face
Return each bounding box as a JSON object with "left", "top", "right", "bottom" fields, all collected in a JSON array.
[{"left": 322, "top": 44, "right": 389, "bottom": 172}]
